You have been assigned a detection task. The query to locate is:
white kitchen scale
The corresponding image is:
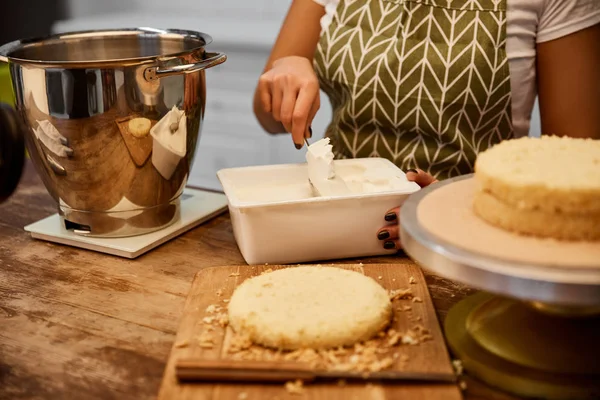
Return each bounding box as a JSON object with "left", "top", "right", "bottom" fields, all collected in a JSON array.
[{"left": 24, "top": 187, "right": 229, "bottom": 259}]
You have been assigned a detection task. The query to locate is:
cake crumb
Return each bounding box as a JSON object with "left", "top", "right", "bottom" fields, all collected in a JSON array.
[
  {"left": 377, "top": 276, "right": 383, "bottom": 280},
  {"left": 206, "top": 304, "right": 220, "bottom": 314},
  {"left": 217, "top": 313, "right": 229, "bottom": 327},
  {"left": 216, "top": 289, "right": 223, "bottom": 297},
  {"left": 202, "top": 316, "right": 215, "bottom": 324},
  {"left": 409, "top": 276, "right": 416, "bottom": 284},
  {"left": 392, "top": 278, "right": 396, "bottom": 282},
  {"left": 228, "top": 334, "right": 253, "bottom": 352},
  {"left": 387, "top": 329, "right": 401, "bottom": 346},
  {"left": 229, "top": 272, "right": 241, "bottom": 277},
  {"left": 451, "top": 294, "right": 456, "bottom": 297},
  {"left": 389, "top": 288, "right": 412, "bottom": 301},
  {"left": 459, "top": 380, "right": 468, "bottom": 390},
  {"left": 237, "top": 392, "right": 248, "bottom": 400},
  {"left": 411, "top": 296, "right": 423, "bottom": 303},
  {"left": 402, "top": 305, "right": 412, "bottom": 311},
  {"left": 452, "top": 359, "right": 464, "bottom": 375},
  {"left": 174, "top": 340, "right": 189, "bottom": 348},
  {"left": 285, "top": 379, "right": 304, "bottom": 395},
  {"left": 401, "top": 333, "right": 417, "bottom": 345},
  {"left": 223, "top": 299, "right": 230, "bottom": 303}
]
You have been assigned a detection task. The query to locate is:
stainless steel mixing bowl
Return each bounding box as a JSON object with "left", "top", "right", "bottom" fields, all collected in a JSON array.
[{"left": 0, "top": 28, "right": 226, "bottom": 237}]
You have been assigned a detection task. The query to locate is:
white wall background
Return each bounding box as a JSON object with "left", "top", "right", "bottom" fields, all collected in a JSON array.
[{"left": 54, "top": 0, "right": 541, "bottom": 190}]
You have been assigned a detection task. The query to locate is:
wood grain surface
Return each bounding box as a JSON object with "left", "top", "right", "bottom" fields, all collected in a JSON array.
[
  {"left": 0, "top": 161, "right": 522, "bottom": 400},
  {"left": 157, "top": 264, "right": 461, "bottom": 400}
]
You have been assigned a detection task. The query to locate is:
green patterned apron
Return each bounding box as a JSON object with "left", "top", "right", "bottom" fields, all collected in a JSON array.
[{"left": 313, "top": 0, "right": 514, "bottom": 180}]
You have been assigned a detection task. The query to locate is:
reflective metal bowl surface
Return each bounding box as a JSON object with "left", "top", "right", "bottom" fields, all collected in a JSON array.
[{"left": 0, "top": 28, "right": 226, "bottom": 237}]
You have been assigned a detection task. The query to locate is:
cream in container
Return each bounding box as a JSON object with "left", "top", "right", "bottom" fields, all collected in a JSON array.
[{"left": 217, "top": 138, "right": 421, "bottom": 264}]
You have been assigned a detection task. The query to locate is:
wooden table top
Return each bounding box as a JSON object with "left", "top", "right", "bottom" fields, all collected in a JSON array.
[{"left": 0, "top": 162, "right": 519, "bottom": 400}]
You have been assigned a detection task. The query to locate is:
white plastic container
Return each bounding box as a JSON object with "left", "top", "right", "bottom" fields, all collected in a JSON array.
[{"left": 217, "top": 157, "right": 421, "bottom": 265}]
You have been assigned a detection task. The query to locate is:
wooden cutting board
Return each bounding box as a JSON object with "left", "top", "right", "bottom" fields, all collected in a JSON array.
[
  {"left": 115, "top": 115, "right": 156, "bottom": 167},
  {"left": 157, "top": 264, "right": 463, "bottom": 400}
]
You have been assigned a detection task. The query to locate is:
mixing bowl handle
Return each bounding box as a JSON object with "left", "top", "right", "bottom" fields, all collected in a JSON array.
[{"left": 144, "top": 52, "right": 227, "bottom": 81}]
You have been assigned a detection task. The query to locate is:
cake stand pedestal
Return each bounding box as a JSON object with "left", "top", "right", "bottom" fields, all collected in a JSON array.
[{"left": 400, "top": 174, "right": 600, "bottom": 400}]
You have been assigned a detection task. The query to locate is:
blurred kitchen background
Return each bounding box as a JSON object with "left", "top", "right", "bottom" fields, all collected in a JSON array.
[{"left": 0, "top": 0, "right": 541, "bottom": 191}]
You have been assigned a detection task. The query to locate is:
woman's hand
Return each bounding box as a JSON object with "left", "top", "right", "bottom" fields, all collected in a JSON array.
[
  {"left": 377, "top": 169, "right": 438, "bottom": 251},
  {"left": 256, "top": 56, "right": 320, "bottom": 149}
]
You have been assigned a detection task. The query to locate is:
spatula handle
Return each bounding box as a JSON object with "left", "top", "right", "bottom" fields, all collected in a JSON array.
[{"left": 175, "top": 359, "right": 316, "bottom": 382}]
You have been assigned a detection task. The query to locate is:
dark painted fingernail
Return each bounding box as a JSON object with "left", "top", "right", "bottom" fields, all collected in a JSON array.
[
  {"left": 377, "top": 230, "right": 390, "bottom": 240},
  {"left": 406, "top": 169, "right": 418, "bottom": 174},
  {"left": 384, "top": 212, "right": 397, "bottom": 222},
  {"left": 295, "top": 142, "right": 302, "bottom": 150},
  {"left": 384, "top": 241, "right": 396, "bottom": 250},
  {"left": 308, "top": 126, "right": 313, "bottom": 138}
]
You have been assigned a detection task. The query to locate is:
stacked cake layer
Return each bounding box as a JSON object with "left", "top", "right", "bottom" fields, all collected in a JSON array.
[{"left": 473, "top": 136, "right": 600, "bottom": 241}]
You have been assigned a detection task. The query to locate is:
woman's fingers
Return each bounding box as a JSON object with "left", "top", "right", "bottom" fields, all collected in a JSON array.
[
  {"left": 406, "top": 168, "right": 438, "bottom": 188},
  {"left": 379, "top": 169, "right": 436, "bottom": 251},
  {"left": 258, "top": 56, "right": 321, "bottom": 148},
  {"left": 271, "top": 82, "right": 284, "bottom": 123},
  {"left": 305, "top": 91, "right": 320, "bottom": 139},
  {"left": 257, "top": 74, "right": 272, "bottom": 113},
  {"left": 377, "top": 223, "right": 399, "bottom": 240},
  {"left": 378, "top": 207, "right": 401, "bottom": 250},
  {"left": 291, "top": 82, "right": 318, "bottom": 146},
  {"left": 378, "top": 223, "right": 399, "bottom": 240},
  {"left": 384, "top": 207, "right": 400, "bottom": 223},
  {"left": 280, "top": 83, "right": 298, "bottom": 133},
  {"left": 382, "top": 240, "right": 401, "bottom": 251}
]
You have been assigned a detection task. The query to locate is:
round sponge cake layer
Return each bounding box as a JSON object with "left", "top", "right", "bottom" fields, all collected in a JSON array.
[
  {"left": 227, "top": 266, "right": 393, "bottom": 350},
  {"left": 475, "top": 136, "right": 600, "bottom": 214},
  {"left": 473, "top": 189, "right": 600, "bottom": 241}
]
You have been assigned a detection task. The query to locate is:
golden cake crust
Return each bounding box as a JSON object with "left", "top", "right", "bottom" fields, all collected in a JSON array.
[
  {"left": 227, "top": 266, "right": 393, "bottom": 350},
  {"left": 473, "top": 189, "right": 600, "bottom": 241},
  {"left": 474, "top": 136, "right": 600, "bottom": 214}
]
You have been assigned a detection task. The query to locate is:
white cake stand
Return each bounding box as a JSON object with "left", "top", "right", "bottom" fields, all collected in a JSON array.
[{"left": 400, "top": 174, "right": 600, "bottom": 400}]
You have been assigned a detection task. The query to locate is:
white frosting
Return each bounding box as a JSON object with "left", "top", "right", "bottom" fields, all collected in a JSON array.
[
  {"left": 306, "top": 138, "right": 335, "bottom": 180},
  {"left": 230, "top": 155, "right": 419, "bottom": 204},
  {"left": 305, "top": 138, "right": 352, "bottom": 197},
  {"left": 339, "top": 165, "right": 415, "bottom": 193}
]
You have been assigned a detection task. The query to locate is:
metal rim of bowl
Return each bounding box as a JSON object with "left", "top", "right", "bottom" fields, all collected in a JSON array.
[
  {"left": 0, "top": 27, "right": 213, "bottom": 67},
  {"left": 400, "top": 174, "right": 600, "bottom": 307}
]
